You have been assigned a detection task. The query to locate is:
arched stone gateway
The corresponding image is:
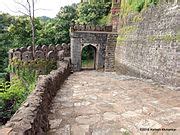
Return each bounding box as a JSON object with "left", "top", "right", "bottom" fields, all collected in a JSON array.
[
  {"left": 81, "top": 44, "right": 98, "bottom": 70},
  {"left": 70, "top": 24, "right": 118, "bottom": 71}
]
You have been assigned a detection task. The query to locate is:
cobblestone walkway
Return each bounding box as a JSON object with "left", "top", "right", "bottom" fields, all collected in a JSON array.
[{"left": 47, "top": 71, "right": 180, "bottom": 135}]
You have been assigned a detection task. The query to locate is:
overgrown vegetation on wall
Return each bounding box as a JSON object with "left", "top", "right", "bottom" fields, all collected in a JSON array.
[
  {"left": 120, "top": 0, "right": 158, "bottom": 18},
  {"left": 118, "top": 0, "right": 159, "bottom": 39}
]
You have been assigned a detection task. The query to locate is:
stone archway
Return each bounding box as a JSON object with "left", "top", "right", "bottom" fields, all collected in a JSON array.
[
  {"left": 70, "top": 25, "right": 117, "bottom": 71},
  {"left": 81, "top": 44, "right": 97, "bottom": 70}
]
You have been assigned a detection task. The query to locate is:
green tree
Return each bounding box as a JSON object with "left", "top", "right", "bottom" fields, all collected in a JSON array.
[
  {"left": 8, "top": 16, "right": 43, "bottom": 48},
  {"left": 37, "top": 4, "right": 78, "bottom": 45},
  {"left": 76, "top": 2, "right": 111, "bottom": 25},
  {"left": 0, "top": 13, "right": 14, "bottom": 73}
]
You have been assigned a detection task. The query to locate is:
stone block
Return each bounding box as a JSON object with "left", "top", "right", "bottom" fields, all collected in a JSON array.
[
  {"left": 20, "top": 47, "right": 27, "bottom": 53},
  {"left": 22, "top": 51, "right": 33, "bottom": 62},
  {"left": 27, "top": 46, "right": 32, "bottom": 51},
  {"left": 58, "top": 50, "right": 64, "bottom": 61},
  {"left": 49, "top": 44, "right": 55, "bottom": 51},
  {"left": 34, "top": 50, "right": 45, "bottom": 59},
  {"left": 13, "top": 51, "right": 22, "bottom": 59},
  {"left": 35, "top": 45, "right": 41, "bottom": 51},
  {"left": 47, "top": 51, "right": 56, "bottom": 60},
  {"left": 42, "top": 45, "right": 48, "bottom": 54},
  {"left": 56, "top": 44, "right": 63, "bottom": 51},
  {"left": 8, "top": 50, "right": 14, "bottom": 60}
]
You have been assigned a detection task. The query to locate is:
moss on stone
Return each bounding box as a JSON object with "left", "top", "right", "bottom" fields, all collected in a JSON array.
[
  {"left": 117, "top": 25, "right": 137, "bottom": 46},
  {"left": 148, "top": 35, "right": 157, "bottom": 42},
  {"left": 148, "top": 34, "right": 180, "bottom": 42},
  {"left": 119, "top": 26, "right": 137, "bottom": 35},
  {"left": 117, "top": 36, "right": 127, "bottom": 42},
  {"left": 132, "top": 15, "right": 143, "bottom": 22}
]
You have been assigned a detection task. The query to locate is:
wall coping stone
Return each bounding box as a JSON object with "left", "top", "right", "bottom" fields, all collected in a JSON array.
[{"left": 0, "top": 59, "right": 71, "bottom": 135}]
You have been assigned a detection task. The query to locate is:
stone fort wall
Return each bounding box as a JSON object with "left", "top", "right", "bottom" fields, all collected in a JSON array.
[
  {"left": 115, "top": 3, "right": 180, "bottom": 90},
  {"left": 0, "top": 43, "right": 72, "bottom": 134},
  {"left": 9, "top": 43, "right": 70, "bottom": 62},
  {"left": 70, "top": 24, "right": 117, "bottom": 71},
  {"left": 0, "top": 60, "right": 71, "bottom": 134},
  {"left": 8, "top": 43, "right": 70, "bottom": 74}
]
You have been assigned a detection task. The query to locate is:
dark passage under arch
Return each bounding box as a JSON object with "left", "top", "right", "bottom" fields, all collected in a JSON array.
[{"left": 81, "top": 45, "right": 96, "bottom": 70}]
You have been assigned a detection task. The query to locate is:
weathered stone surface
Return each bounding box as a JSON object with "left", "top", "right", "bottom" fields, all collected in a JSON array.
[
  {"left": 75, "top": 115, "right": 101, "bottom": 125},
  {"left": 71, "top": 125, "right": 89, "bottom": 135},
  {"left": 34, "top": 50, "right": 45, "bottom": 59},
  {"left": 49, "top": 119, "right": 62, "bottom": 129},
  {"left": 47, "top": 51, "right": 56, "bottom": 60},
  {"left": 10, "top": 43, "right": 70, "bottom": 64},
  {"left": 13, "top": 51, "right": 21, "bottom": 59},
  {"left": 103, "top": 112, "right": 120, "bottom": 121},
  {"left": 70, "top": 26, "right": 117, "bottom": 71},
  {"left": 49, "top": 44, "right": 55, "bottom": 51},
  {"left": 121, "top": 111, "right": 141, "bottom": 118},
  {"left": 115, "top": 4, "right": 180, "bottom": 89},
  {"left": 41, "top": 45, "right": 48, "bottom": 54},
  {"left": 136, "top": 119, "right": 162, "bottom": 129},
  {"left": 22, "top": 51, "right": 33, "bottom": 62},
  {"left": 27, "top": 46, "right": 32, "bottom": 51},
  {"left": 56, "top": 44, "right": 63, "bottom": 51},
  {"left": 35, "top": 45, "right": 41, "bottom": 50},
  {"left": 58, "top": 50, "right": 64, "bottom": 61},
  {"left": 8, "top": 50, "right": 14, "bottom": 60},
  {"left": 74, "top": 101, "right": 91, "bottom": 106},
  {"left": 47, "top": 71, "right": 180, "bottom": 134},
  {"left": 20, "top": 47, "right": 27, "bottom": 53},
  {"left": 0, "top": 128, "right": 12, "bottom": 134},
  {"left": 71, "top": 24, "right": 112, "bottom": 32}
]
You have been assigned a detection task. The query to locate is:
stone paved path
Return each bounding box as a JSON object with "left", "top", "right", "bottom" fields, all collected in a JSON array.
[{"left": 47, "top": 71, "right": 180, "bottom": 135}]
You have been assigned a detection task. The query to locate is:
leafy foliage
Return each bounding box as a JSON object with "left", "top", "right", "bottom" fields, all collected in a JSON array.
[
  {"left": 121, "top": 0, "right": 159, "bottom": 16},
  {"left": 0, "top": 4, "right": 78, "bottom": 74},
  {"left": 84, "top": 0, "right": 111, "bottom": 4},
  {"left": 0, "top": 58, "right": 40, "bottom": 124},
  {"left": 0, "top": 13, "right": 14, "bottom": 74},
  {"left": 76, "top": 2, "right": 111, "bottom": 25},
  {"left": 36, "top": 4, "right": 77, "bottom": 45},
  {"left": 0, "top": 76, "right": 27, "bottom": 124}
]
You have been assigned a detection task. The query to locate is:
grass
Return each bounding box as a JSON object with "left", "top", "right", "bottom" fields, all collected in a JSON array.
[{"left": 82, "top": 59, "right": 95, "bottom": 68}]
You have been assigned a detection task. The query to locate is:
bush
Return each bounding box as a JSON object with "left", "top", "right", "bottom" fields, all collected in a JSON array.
[
  {"left": 98, "top": 13, "right": 111, "bottom": 25},
  {"left": 76, "top": 2, "right": 111, "bottom": 25},
  {"left": 0, "top": 76, "right": 27, "bottom": 125},
  {"left": 121, "top": 0, "right": 159, "bottom": 15}
]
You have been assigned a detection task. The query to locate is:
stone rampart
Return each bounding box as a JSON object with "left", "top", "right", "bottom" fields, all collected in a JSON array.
[
  {"left": 115, "top": 4, "right": 180, "bottom": 90},
  {"left": 9, "top": 43, "right": 70, "bottom": 62},
  {"left": 0, "top": 59, "right": 71, "bottom": 134},
  {"left": 70, "top": 24, "right": 113, "bottom": 32}
]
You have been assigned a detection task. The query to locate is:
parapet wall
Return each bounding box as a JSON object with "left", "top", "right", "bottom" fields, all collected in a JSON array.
[
  {"left": 9, "top": 43, "right": 70, "bottom": 62},
  {"left": 70, "top": 24, "right": 113, "bottom": 32},
  {"left": 115, "top": 4, "right": 180, "bottom": 89},
  {"left": 0, "top": 59, "right": 71, "bottom": 134},
  {"left": 8, "top": 43, "right": 70, "bottom": 75}
]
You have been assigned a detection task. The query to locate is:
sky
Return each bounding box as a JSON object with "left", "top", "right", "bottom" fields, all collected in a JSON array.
[{"left": 0, "top": 0, "right": 81, "bottom": 18}]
